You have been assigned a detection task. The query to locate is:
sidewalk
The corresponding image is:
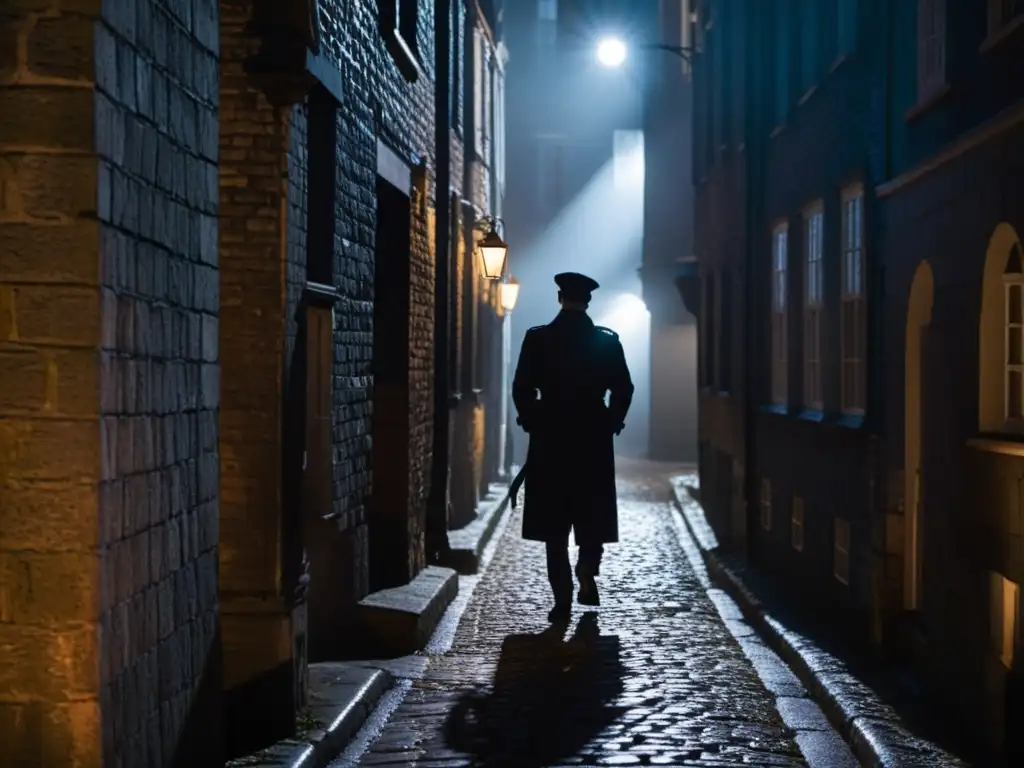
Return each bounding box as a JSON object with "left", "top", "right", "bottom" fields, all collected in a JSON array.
[
  {"left": 669, "top": 473, "right": 972, "bottom": 768},
  {"left": 227, "top": 486, "right": 510, "bottom": 768}
]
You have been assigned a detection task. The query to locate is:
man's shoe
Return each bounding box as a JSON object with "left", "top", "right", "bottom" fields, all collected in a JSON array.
[
  {"left": 548, "top": 603, "right": 571, "bottom": 623},
  {"left": 576, "top": 575, "right": 600, "bottom": 607}
]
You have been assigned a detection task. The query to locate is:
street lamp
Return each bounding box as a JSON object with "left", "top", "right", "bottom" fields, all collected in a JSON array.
[
  {"left": 499, "top": 276, "right": 520, "bottom": 314},
  {"left": 595, "top": 36, "right": 695, "bottom": 67},
  {"left": 475, "top": 216, "right": 509, "bottom": 280},
  {"left": 596, "top": 36, "right": 628, "bottom": 68}
]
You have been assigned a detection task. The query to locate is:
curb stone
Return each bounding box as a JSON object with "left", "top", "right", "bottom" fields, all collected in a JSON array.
[
  {"left": 227, "top": 664, "right": 393, "bottom": 768},
  {"left": 445, "top": 482, "right": 511, "bottom": 574},
  {"left": 669, "top": 475, "right": 969, "bottom": 768}
]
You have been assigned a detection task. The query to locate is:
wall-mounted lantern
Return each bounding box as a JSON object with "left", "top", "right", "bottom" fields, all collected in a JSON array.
[
  {"left": 475, "top": 216, "right": 509, "bottom": 280},
  {"left": 499, "top": 277, "right": 520, "bottom": 313}
]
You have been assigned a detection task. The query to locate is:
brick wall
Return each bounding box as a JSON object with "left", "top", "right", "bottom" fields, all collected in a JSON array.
[{"left": 0, "top": 0, "right": 221, "bottom": 765}]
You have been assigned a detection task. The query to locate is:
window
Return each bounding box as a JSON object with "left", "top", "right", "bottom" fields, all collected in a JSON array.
[
  {"left": 377, "top": 0, "right": 421, "bottom": 79},
  {"left": 834, "top": 517, "right": 850, "bottom": 585},
  {"left": 990, "top": 571, "right": 1020, "bottom": 669},
  {"left": 917, "top": 0, "right": 946, "bottom": 100},
  {"left": 493, "top": 68, "right": 506, "bottom": 212},
  {"left": 307, "top": 87, "right": 338, "bottom": 286},
  {"left": 760, "top": 478, "right": 772, "bottom": 531},
  {"left": 838, "top": 0, "right": 858, "bottom": 55},
  {"left": 473, "top": 28, "right": 485, "bottom": 156},
  {"left": 773, "top": 0, "right": 792, "bottom": 126},
  {"left": 791, "top": 498, "right": 805, "bottom": 551},
  {"left": 804, "top": 204, "right": 824, "bottom": 411},
  {"left": 537, "top": 0, "right": 557, "bottom": 20},
  {"left": 537, "top": 0, "right": 557, "bottom": 50},
  {"left": 841, "top": 186, "right": 866, "bottom": 414},
  {"left": 1004, "top": 244, "right": 1024, "bottom": 425},
  {"left": 799, "top": 0, "right": 821, "bottom": 94},
  {"left": 771, "top": 223, "right": 789, "bottom": 405},
  {"left": 989, "top": 0, "right": 1024, "bottom": 35},
  {"left": 681, "top": 0, "right": 694, "bottom": 76}
]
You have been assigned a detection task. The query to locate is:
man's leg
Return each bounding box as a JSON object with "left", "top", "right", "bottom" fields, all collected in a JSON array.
[
  {"left": 545, "top": 522, "right": 573, "bottom": 620},
  {"left": 575, "top": 539, "right": 604, "bottom": 606}
]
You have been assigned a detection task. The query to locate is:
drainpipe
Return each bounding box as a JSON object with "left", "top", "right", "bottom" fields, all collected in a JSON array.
[
  {"left": 428, "top": 0, "right": 453, "bottom": 563},
  {"left": 741, "top": 0, "right": 763, "bottom": 559}
]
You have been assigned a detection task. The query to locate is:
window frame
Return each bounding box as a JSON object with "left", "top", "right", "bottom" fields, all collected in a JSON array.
[
  {"left": 377, "top": 0, "right": 423, "bottom": 82},
  {"left": 1004, "top": 255, "right": 1024, "bottom": 430},
  {"left": 840, "top": 184, "right": 866, "bottom": 415},
  {"left": 803, "top": 202, "right": 825, "bottom": 411},
  {"left": 771, "top": 222, "right": 789, "bottom": 406},
  {"left": 916, "top": 0, "right": 946, "bottom": 101},
  {"left": 791, "top": 497, "right": 805, "bottom": 552},
  {"left": 990, "top": 571, "right": 1020, "bottom": 670}
]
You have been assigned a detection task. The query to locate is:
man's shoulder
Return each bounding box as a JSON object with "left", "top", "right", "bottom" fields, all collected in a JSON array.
[{"left": 593, "top": 325, "right": 619, "bottom": 339}]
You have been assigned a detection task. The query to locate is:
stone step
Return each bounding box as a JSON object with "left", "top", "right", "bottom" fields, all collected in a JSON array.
[
  {"left": 353, "top": 565, "right": 459, "bottom": 657},
  {"left": 445, "top": 482, "right": 511, "bottom": 574},
  {"left": 226, "top": 663, "right": 392, "bottom": 768}
]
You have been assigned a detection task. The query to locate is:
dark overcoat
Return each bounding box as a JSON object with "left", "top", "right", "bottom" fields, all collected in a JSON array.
[{"left": 511, "top": 310, "right": 634, "bottom": 545}]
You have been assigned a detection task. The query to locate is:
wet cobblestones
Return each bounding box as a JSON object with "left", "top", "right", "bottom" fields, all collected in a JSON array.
[{"left": 352, "top": 464, "right": 807, "bottom": 766}]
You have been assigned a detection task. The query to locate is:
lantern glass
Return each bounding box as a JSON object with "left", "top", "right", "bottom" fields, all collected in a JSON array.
[
  {"left": 478, "top": 230, "right": 508, "bottom": 279},
  {"left": 499, "top": 279, "right": 520, "bottom": 312}
]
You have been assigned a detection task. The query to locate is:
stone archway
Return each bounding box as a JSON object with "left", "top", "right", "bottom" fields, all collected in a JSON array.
[
  {"left": 904, "top": 260, "right": 934, "bottom": 611},
  {"left": 979, "top": 223, "right": 1024, "bottom": 432}
]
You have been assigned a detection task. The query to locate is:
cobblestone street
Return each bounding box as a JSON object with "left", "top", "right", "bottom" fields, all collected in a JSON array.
[{"left": 341, "top": 462, "right": 831, "bottom": 767}]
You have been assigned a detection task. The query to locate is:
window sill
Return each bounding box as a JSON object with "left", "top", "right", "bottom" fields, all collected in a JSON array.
[
  {"left": 384, "top": 28, "right": 423, "bottom": 83},
  {"left": 837, "top": 412, "right": 865, "bottom": 429},
  {"left": 967, "top": 436, "right": 1024, "bottom": 457},
  {"left": 798, "top": 84, "right": 818, "bottom": 107},
  {"left": 761, "top": 403, "right": 789, "bottom": 416},
  {"left": 829, "top": 52, "right": 852, "bottom": 74},
  {"left": 904, "top": 83, "right": 951, "bottom": 124},
  {"left": 797, "top": 408, "right": 825, "bottom": 422},
  {"left": 769, "top": 123, "right": 786, "bottom": 139},
  {"left": 980, "top": 16, "right": 1024, "bottom": 54}
]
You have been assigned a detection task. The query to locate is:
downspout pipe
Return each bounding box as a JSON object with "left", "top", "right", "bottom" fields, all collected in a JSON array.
[{"left": 428, "top": 0, "right": 453, "bottom": 563}]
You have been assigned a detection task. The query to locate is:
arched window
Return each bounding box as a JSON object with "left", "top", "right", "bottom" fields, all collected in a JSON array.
[
  {"left": 979, "top": 224, "right": 1024, "bottom": 433},
  {"left": 1004, "top": 244, "right": 1024, "bottom": 428}
]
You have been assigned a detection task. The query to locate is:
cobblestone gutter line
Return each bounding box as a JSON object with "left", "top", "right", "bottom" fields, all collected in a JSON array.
[{"left": 669, "top": 475, "right": 970, "bottom": 768}]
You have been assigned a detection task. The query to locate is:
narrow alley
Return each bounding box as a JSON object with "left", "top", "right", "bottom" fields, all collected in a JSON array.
[{"left": 337, "top": 462, "right": 854, "bottom": 767}]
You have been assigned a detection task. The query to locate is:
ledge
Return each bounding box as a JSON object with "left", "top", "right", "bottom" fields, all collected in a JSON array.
[
  {"left": 227, "top": 663, "right": 392, "bottom": 768},
  {"left": 967, "top": 437, "right": 1024, "bottom": 457},
  {"left": 904, "top": 83, "right": 951, "bottom": 124},
  {"left": 384, "top": 29, "right": 423, "bottom": 84},
  {"left": 303, "top": 281, "right": 340, "bottom": 307},
  {"left": 443, "top": 483, "right": 511, "bottom": 574},
  {"left": 980, "top": 16, "right": 1024, "bottom": 54},
  {"left": 354, "top": 566, "right": 459, "bottom": 657}
]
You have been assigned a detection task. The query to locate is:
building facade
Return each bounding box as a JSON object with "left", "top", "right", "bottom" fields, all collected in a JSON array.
[
  {"left": 0, "top": 0, "right": 506, "bottom": 764},
  {"left": 693, "top": 0, "right": 1024, "bottom": 759}
]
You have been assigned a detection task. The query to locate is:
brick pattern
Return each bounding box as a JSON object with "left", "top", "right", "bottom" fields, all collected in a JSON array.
[
  {"left": 1, "top": 0, "right": 221, "bottom": 765},
  {"left": 94, "top": 0, "right": 221, "bottom": 765}
]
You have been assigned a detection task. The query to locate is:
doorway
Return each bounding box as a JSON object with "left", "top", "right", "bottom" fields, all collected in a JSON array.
[
  {"left": 903, "top": 260, "right": 933, "bottom": 611},
  {"left": 370, "top": 175, "right": 413, "bottom": 591}
]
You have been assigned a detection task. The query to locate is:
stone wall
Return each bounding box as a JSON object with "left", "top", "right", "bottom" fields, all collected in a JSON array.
[{"left": 0, "top": 0, "right": 221, "bottom": 765}]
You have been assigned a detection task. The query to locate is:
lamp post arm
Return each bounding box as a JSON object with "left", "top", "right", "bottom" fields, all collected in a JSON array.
[{"left": 638, "top": 43, "right": 696, "bottom": 61}]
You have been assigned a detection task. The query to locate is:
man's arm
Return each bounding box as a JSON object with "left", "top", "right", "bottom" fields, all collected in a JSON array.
[
  {"left": 606, "top": 338, "right": 634, "bottom": 435},
  {"left": 512, "top": 329, "right": 542, "bottom": 433}
]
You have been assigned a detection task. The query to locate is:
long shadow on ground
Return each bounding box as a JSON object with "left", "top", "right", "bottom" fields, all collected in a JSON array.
[{"left": 443, "top": 612, "right": 627, "bottom": 767}]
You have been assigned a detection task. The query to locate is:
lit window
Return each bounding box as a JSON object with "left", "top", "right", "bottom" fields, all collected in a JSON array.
[
  {"left": 474, "top": 29, "right": 485, "bottom": 156},
  {"left": 760, "top": 478, "right": 772, "bottom": 531},
  {"left": 791, "top": 498, "right": 804, "bottom": 552},
  {"left": 834, "top": 517, "right": 850, "bottom": 585},
  {"left": 917, "top": 0, "right": 946, "bottom": 100},
  {"left": 771, "top": 223, "right": 789, "bottom": 406},
  {"left": 1004, "top": 244, "right": 1024, "bottom": 426},
  {"left": 990, "top": 571, "right": 1020, "bottom": 669},
  {"left": 841, "top": 186, "right": 866, "bottom": 415},
  {"left": 804, "top": 203, "right": 824, "bottom": 411}
]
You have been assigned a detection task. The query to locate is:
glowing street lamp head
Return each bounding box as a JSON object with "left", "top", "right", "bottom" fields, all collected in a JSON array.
[{"left": 596, "top": 36, "right": 628, "bottom": 68}]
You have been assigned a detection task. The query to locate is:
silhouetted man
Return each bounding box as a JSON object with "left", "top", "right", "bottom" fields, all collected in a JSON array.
[{"left": 512, "top": 272, "right": 634, "bottom": 622}]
